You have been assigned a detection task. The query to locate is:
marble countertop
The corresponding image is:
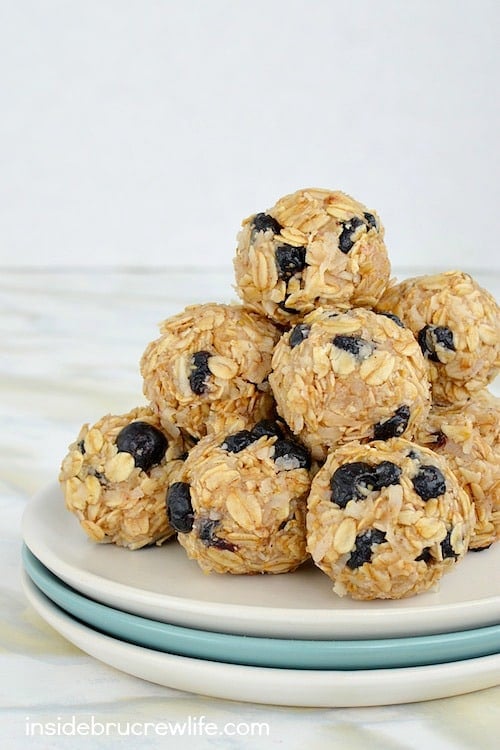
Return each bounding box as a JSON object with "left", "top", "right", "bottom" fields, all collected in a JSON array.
[{"left": 1, "top": 268, "right": 498, "bottom": 749}]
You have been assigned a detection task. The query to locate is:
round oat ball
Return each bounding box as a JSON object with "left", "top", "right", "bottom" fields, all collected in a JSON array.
[
  {"left": 306, "top": 438, "right": 475, "bottom": 600},
  {"left": 59, "top": 406, "right": 186, "bottom": 549},
  {"left": 377, "top": 271, "right": 500, "bottom": 405},
  {"left": 269, "top": 307, "right": 431, "bottom": 461},
  {"left": 166, "top": 419, "right": 312, "bottom": 574},
  {"left": 459, "top": 388, "right": 500, "bottom": 449},
  {"left": 140, "top": 303, "right": 281, "bottom": 440},
  {"left": 234, "top": 187, "right": 391, "bottom": 325},
  {"left": 415, "top": 406, "right": 499, "bottom": 551}
]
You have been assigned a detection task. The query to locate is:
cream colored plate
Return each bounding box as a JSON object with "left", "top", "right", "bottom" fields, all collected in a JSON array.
[
  {"left": 22, "top": 572, "right": 500, "bottom": 708},
  {"left": 22, "top": 482, "right": 500, "bottom": 639}
]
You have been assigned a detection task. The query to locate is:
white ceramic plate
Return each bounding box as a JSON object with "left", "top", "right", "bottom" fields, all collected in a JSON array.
[
  {"left": 22, "top": 571, "right": 500, "bottom": 708},
  {"left": 23, "top": 545, "right": 500, "bottom": 670},
  {"left": 22, "top": 482, "right": 500, "bottom": 639}
]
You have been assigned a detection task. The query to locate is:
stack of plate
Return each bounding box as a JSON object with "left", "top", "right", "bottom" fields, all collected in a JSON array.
[{"left": 21, "top": 483, "right": 500, "bottom": 707}]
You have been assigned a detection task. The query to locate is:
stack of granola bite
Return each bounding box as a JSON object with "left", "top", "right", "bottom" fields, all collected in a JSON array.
[{"left": 60, "top": 188, "right": 500, "bottom": 600}]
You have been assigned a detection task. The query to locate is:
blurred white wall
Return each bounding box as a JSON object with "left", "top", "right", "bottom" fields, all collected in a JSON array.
[{"left": 0, "top": 0, "right": 498, "bottom": 270}]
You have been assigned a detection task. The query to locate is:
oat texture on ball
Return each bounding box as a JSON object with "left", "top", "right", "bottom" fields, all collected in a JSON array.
[
  {"left": 306, "top": 438, "right": 475, "bottom": 600},
  {"left": 457, "top": 389, "right": 500, "bottom": 449},
  {"left": 234, "top": 188, "right": 391, "bottom": 324},
  {"left": 415, "top": 406, "right": 500, "bottom": 551},
  {"left": 377, "top": 271, "right": 500, "bottom": 405},
  {"left": 59, "top": 406, "right": 187, "bottom": 549},
  {"left": 269, "top": 307, "right": 431, "bottom": 460},
  {"left": 166, "top": 419, "right": 312, "bottom": 574},
  {"left": 141, "top": 303, "right": 281, "bottom": 441}
]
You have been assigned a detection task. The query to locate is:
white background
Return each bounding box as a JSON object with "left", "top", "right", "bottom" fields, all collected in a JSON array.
[{"left": 0, "top": 0, "right": 498, "bottom": 270}]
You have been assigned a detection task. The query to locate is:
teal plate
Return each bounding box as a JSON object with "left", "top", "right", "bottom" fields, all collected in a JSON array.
[{"left": 22, "top": 545, "right": 500, "bottom": 671}]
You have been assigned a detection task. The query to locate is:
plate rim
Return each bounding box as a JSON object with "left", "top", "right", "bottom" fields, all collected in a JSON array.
[
  {"left": 22, "top": 481, "right": 500, "bottom": 640},
  {"left": 21, "top": 570, "right": 500, "bottom": 708},
  {"left": 22, "top": 545, "right": 500, "bottom": 671}
]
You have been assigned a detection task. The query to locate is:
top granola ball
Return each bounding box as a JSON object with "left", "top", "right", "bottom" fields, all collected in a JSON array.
[
  {"left": 377, "top": 271, "right": 500, "bottom": 405},
  {"left": 141, "top": 303, "right": 281, "bottom": 440},
  {"left": 234, "top": 188, "right": 391, "bottom": 325}
]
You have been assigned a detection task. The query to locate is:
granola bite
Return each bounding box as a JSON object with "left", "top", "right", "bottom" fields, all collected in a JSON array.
[
  {"left": 306, "top": 438, "right": 475, "bottom": 600},
  {"left": 269, "top": 307, "right": 431, "bottom": 461},
  {"left": 416, "top": 406, "right": 499, "bottom": 551},
  {"left": 141, "top": 303, "right": 281, "bottom": 440},
  {"left": 59, "top": 406, "right": 186, "bottom": 549},
  {"left": 459, "top": 388, "right": 500, "bottom": 448},
  {"left": 377, "top": 271, "right": 500, "bottom": 405},
  {"left": 234, "top": 187, "right": 391, "bottom": 324},
  {"left": 166, "top": 419, "right": 312, "bottom": 574}
]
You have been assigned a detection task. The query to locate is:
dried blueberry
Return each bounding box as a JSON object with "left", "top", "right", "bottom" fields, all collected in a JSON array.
[
  {"left": 379, "top": 311, "right": 405, "bottom": 328},
  {"left": 470, "top": 544, "right": 492, "bottom": 552},
  {"left": 330, "top": 461, "right": 401, "bottom": 508},
  {"left": 330, "top": 462, "right": 375, "bottom": 507},
  {"left": 116, "top": 421, "right": 168, "bottom": 472},
  {"left": 346, "top": 529, "right": 387, "bottom": 569},
  {"left": 289, "top": 324, "right": 311, "bottom": 348},
  {"left": 198, "top": 519, "right": 219, "bottom": 545},
  {"left": 251, "top": 420, "right": 284, "bottom": 441},
  {"left": 363, "top": 212, "right": 378, "bottom": 230},
  {"left": 373, "top": 405, "right": 410, "bottom": 440},
  {"left": 166, "top": 482, "right": 194, "bottom": 533},
  {"left": 417, "top": 325, "right": 455, "bottom": 363},
  {"left": 412, "top": 465, "right": 446, "bottom": 501},
  {"left": 198, "top": 519, "right": 236, "bottom": 551},
  {"left": 415, "top": 547, "right": 433, "bottom": 563},
  {"left": 371, "top": 461, "right": 402, "bottom": 490},
  {"left": 77, "top": 439, "right": 86, "bottom": 454},
  {"left": 189, "top": 351, "right": 212, "bottom": 394},
  {"left": 221, "top": 421, "right": 304, "bottom": 463},
  {"left": 220, "top": 430, "right": 255, "bottom": 453},
  {"left": 275, "top": 244, "right": 307, "bottom": 282},
  {"left": 441, "top": 529, "right": 458, "bottom": 560},
  {"left": 252, "top": 212, "right": 282, "bottom": 235},
  {"left": 332, "top": 334, "right": 374, "bottom": 360},
  {"left": 273, "top": 439, "right": 311, "bottom": 470},
  {"left": 277, "top": 300, "right": 300, "bottom": 314},
  {"left": 338, "top": 216, "right": 364, "bottom": 254}
]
